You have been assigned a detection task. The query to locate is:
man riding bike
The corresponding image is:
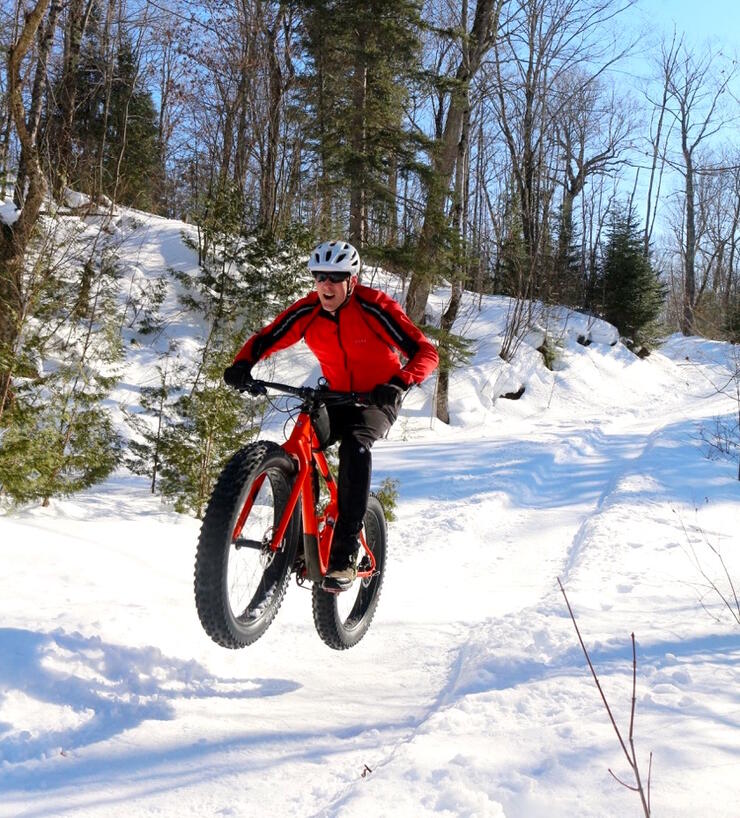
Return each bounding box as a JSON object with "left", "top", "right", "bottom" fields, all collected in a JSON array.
[{"left": 224, "top": 240, "right": 438, "bottom": 591}]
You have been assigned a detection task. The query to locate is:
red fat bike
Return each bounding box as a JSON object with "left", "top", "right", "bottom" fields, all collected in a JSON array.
[{"left": 194, "top": 380, "right": 387, "bottom": 651}]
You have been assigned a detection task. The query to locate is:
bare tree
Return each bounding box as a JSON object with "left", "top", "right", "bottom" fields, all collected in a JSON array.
[
  {"left": 487, "top": 0, "right": 636, "bottom": 305},
  {"left": 0, "top": 1, "right": 21, "bottom": 183},
  {"left": 641, "top": 31, "right": 680, "bottom": 257},
  {"left": 435, "top": 90, "right": 473, "bottom": 422},
  {"left": 660, "top": 42, "right": 737, "bottom": 334},
  {"left": 257, "top": 3, "right": 296, "bottom": 237},
  {"left": 553, "top": 72, "right": 634, "bottom": 304},
  {"left": 559, "top": 578, "right": 652, "bottom": 817}
]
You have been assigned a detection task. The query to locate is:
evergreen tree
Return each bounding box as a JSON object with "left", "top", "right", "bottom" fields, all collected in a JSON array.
[
  {"left": 725, "top": 296, "right": 740, "bottom": 343},
  {"left": 299, "top": 0, "right": 423, "bottom": 247},
  {"left": 599, "top": 208, "right": 667, "bottom": 351},
  {"left": 0, "top": 373, "right": 122, "bottom": 505},
  {"left": 495, "top": 189, "right": 529, "bottom": 299},
  {"left": 553, "top": 200, "right": 585, "bottom": 307},
  {"left": 178, "top": 179, "right": 309, "bottom": 333},
  {"left": 124, "top": 345, "right": 184, "bottom": 493},
  {"left": 156, "top": 347, "right": 256, "bottom": 518},
  {"left": 104, "top": 38, "right": 162, "bottom": 210},
  {"left": 0, "top": 240, "right": 123, "bottom": 505},
  {"left": 58, "top": 17, "right": 162, "bottom": 210},
  {"left": 137, "top": 184, "right": 311, "bottom": 516}
]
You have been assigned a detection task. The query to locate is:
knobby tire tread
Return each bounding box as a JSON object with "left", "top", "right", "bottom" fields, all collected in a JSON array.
[
  {"left": 311, "top": 495, "right": 387, "bottom": 650},
  {"left": 194, "top": 441, "right": 297, "bottom": 649}
]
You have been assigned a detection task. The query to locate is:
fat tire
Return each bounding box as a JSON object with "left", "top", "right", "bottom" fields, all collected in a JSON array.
[
  {"left": 194, "top": 441, "right": 298, "bottom": 648},
  {"left": 312, "top": 494, "right": 387, "bottom": 650}
]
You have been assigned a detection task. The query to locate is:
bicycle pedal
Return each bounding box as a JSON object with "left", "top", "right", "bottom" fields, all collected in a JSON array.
[{"left": 321, "top": 576, "right": 352, "bottom": 593}]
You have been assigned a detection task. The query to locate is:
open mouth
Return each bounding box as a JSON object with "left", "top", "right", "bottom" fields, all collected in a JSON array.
[{"left": 319, "top": 289, "right": 340, "bottom": 308}]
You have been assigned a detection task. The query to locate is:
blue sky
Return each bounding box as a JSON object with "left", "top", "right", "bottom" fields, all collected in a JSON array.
[{"left": 637, "top": 0, "right": 739, "bottom": 44}]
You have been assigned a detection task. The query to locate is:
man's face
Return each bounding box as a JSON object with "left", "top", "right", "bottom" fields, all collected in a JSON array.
[{"left": 314, "top": 272, "right": 355, "bottom": 313}]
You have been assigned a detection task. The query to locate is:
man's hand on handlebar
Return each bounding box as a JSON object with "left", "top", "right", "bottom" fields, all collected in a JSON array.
[{"left": 223, "top": 361, "right": 267, "bottom": 395}]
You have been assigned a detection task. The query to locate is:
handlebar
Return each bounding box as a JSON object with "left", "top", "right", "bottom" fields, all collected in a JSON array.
[{"left": 241, "top": 378, "right": 370, "bottom": 407}]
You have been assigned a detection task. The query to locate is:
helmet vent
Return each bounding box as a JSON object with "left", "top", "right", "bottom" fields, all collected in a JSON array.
[{"left": 308, "top": 240, "right": 361, "bottom": 275}]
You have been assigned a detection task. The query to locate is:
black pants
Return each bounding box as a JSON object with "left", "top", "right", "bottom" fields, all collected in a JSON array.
[{"left": 324, "top": 403, "right": 397, "bottom": 556}]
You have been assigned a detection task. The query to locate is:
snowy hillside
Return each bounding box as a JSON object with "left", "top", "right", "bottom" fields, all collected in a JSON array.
[{"left": 1, "top": 208, "right": 739, "bottom": 818}]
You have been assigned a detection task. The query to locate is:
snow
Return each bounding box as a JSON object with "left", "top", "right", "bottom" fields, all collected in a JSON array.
[
  {"left": 1, "top": 207, "right": 739, "bottom": 817},
  {"left": 0, "top": 198, "right": 20, "bottom": 226}
]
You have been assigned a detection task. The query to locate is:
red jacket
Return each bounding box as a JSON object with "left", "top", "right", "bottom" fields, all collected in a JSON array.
[{"left": 234, "top": 283, "right": 438, "bottom": 392}]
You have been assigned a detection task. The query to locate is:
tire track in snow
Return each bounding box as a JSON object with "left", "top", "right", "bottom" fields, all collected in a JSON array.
[
  {"left": 301, "top": 624, "right": 483, "bottom": 818},
  {"left": 557, "top": 398, "right": 709, "bottom": 588},
  {"left": 559, "top": 422, "right": 663, "bottom": 584}
]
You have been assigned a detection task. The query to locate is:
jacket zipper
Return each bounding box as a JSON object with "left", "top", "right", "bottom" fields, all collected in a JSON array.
[{"left": 335, "top": 311, "right": 352, "bottom": 390}]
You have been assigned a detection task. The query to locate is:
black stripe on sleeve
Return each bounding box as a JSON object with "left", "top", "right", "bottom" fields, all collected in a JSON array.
[
  {"left": 252, "top": 302, "right": 317, "bottom": 359},
  {"left": 356, "top": 295, "right": 419, "bottom": 359}
]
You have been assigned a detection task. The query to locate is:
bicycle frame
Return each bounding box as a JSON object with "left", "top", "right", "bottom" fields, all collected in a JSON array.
[{"left": 231, "top": 383, "right": 377, "bottom": 585}]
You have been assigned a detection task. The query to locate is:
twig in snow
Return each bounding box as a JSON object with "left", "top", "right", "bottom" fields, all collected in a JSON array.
[
  {"left": 558, "top": 577, "right": 652, "bottom": 817},
  {"left": 674, "top": 507, "right": 740, "bottom": 626}
]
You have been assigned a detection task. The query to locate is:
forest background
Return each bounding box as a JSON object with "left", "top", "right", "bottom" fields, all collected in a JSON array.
[{"left": 0, "top": 0, "right": 738, "bottom": 511}]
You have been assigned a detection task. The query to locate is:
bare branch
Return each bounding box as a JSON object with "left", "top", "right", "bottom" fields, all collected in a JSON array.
[{"left": 558, "top": 578, "right": 652, "bottom": 817}]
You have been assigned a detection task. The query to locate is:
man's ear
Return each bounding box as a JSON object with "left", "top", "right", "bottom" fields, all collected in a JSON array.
[{"left": 347, "top": 274, "right": 358, "bottom": 295}]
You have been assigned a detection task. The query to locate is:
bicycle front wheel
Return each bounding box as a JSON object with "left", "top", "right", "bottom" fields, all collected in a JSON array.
[
  {"left": 312, "top": 494, "right": 387, "bottom": 650},
  {"left": 194, "top": 441, "right": 299, "bottom": 648}
]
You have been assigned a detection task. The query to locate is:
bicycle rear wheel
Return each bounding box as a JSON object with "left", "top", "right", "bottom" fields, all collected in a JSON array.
[
  {"left": 194, "top": 441, "right": 299, "bottom": 648},
  {"left": 312, "top": 494, "right": 387, "bottom": 650}
]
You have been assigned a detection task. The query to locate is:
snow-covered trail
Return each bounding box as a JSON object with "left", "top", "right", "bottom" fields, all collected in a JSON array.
[{"left": 2, "top": 338, "right": 739, "bottom": 817}]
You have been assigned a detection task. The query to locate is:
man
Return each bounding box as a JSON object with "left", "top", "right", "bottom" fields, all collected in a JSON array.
[{"left": 224, "top": 239, "right": 438, "bottom": 591}]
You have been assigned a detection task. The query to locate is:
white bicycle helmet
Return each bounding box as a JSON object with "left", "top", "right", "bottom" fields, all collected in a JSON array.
[{"left": 308, "top": 240, "right": 361, "bottom": 275}]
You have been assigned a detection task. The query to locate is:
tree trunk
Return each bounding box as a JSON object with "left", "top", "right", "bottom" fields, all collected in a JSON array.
[
  {"left": 0, "top": 0, "right": 52, "bottom": 422},
  {"left": 314, "top": 52, "right": 332, "bottom": 235},
  {"left": 18, "top": 0, "right": 62, "bottom": 200},
  {"left": 54, "top": 0, "right": 94, "bottom": 198},
  {"left": 722, "top": 169, "right": 740, "bottom": 319},
  {"left": 405, "top": 75, "right": 469, "bottom": 323},
  {"left": 95, "top": 0, "right": 116, "bottom": 202},
  {"left": 387, "top": 156, "right": 399, "bottom": 247},
  {"left": 233, "top": 23, "right": 256, "bottom": 199},
  {"left": 405, "top": 0, "right": 502, "bottom": 324},
  {"left": 348, "top": 54, "right": 367, "bottom": 246},
  {"left": 434, "top": 280, "right": 463, "bottom": 423},
  {"left": 682, "top": 152, "right": 696, "bottom": 335},
  {"left": 434, "top": 96, "right": 470, "bottom": 423},
  {"left": 259, "top": 14, "right": 287, "bottom": 238}
]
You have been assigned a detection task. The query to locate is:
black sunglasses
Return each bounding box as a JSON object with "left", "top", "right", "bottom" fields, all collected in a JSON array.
[{"left": 313, "top": 271, "right": 350, "bottom": 283}]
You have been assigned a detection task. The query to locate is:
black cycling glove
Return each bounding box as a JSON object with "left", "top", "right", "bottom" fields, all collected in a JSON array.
[
  {"left": 224, "top": 360, "right": 257, "bottom": 390},
  {"left": 370, "top": 377, "right": 407, "bottom": 410}
]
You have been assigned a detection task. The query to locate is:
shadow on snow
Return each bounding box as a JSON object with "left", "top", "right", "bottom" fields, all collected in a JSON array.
[{"left": 0, "top": 627, "right": 299, "bottom": 771}]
